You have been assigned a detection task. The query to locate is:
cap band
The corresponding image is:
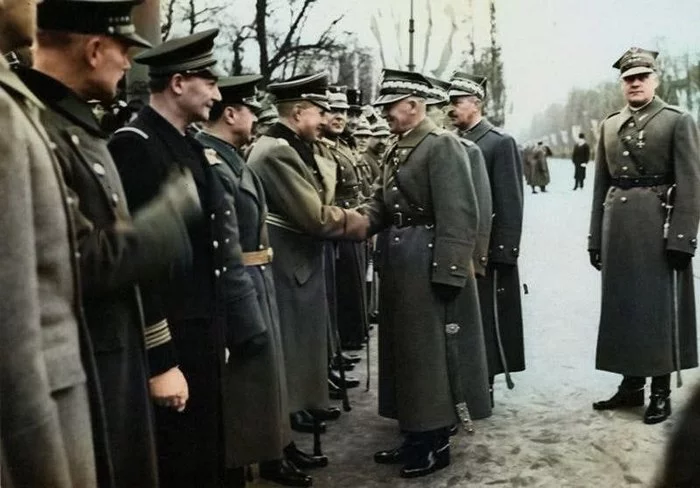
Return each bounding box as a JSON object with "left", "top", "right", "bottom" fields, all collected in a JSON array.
[{"left": 449, "top": 78, "right": 485, "bottom": 99}]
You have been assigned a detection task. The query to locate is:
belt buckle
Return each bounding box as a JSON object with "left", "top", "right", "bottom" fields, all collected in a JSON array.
[
  {"left": 393, "top": 211, "right": 403, "bottom": 227},
  {"left": 266, "top": 247, "right": 274, "bottom": 263}
]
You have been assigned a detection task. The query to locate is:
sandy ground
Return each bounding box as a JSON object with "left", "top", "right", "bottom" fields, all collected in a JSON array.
[{"left": 250, "top": 159, "right": 700, "bottom": 488}]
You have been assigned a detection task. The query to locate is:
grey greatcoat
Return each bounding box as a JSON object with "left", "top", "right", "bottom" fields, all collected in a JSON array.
[
  {"left": 0, "top": 57, "right": 99, "bottom": 488},
  {"left": 195, "top": 131, "right": 291, "bottom": 468},
  {"left": 19, "top": 67, "right": 196, "bottom": 488},
  {"left": 247, "top": 122, "right": 366, "bottom": 412},
  {"left": 364, "top": 117, "right": 491, "bottom": 431},
  {"left": 589, "top": 97, "right": 700, "bottom": 377},
  {"left": 461, "top": 120, "right": 525, "bottom": 378}
]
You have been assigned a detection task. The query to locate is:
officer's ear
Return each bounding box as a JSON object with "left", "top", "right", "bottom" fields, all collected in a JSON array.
[
  {"left": 83, "top": 35, "right": 103, "bottom": 69},
  {"left": 170, "top": 73, "right": 187, "bottom": 96}
]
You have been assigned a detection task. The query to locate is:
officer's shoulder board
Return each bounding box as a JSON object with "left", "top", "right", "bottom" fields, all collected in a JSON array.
[
  {"left": 604, "top": 110, "right": 621, "bottom": 121},
  {"left": 664, "top": 104, "right": 684, "bottom": 114},
  {"left": 489, "top": 126, "right": 505, "bottom": 136},
  {"left": 430, "top": 126, "right": 448, "bottom": 136},
  {"left": 203, "top": 147, "right": 222, "bottom": 166},
  {"left": 459, "top": 138, "right": 477, "bottom": 148},
  {"left": 275, "top": 137, "right": 289, "bottom": 146},
  {"left": 114, "top": 126, "right": 149, "bottom": 139}
]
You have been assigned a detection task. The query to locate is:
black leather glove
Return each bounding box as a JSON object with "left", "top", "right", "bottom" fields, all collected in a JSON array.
[
  {"left": 433, "top": 284, "right": 461, "bottom": 302},
  {"left": 588, "top": 250, "right": 602, "bottom": 271},
  {"left": 235, "top": 332, "right": 268, "bottom": 360},
  {"left": 667, "top": 250, "right": 692, "bottom": 271}
]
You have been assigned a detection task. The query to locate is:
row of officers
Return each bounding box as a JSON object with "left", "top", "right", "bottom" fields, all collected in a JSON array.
[
  {"left": 0, "top": 1, "right": 526, "bottom": 485},
  {"left": 5, "top": 1, "right": 698, "bottom": 488}
]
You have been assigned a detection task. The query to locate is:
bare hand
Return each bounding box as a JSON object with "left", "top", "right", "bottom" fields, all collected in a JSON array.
[{"left": 149, "top": 366, "right": 189, "bottom": 412}]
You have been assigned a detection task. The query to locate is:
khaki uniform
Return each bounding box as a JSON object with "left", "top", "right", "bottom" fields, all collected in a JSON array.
[
  {"left": 247, "top": 123, "right": 366, "bottom": 412},
  {"left": 589, "top": 97, "right": 700, "bottom": 376}
]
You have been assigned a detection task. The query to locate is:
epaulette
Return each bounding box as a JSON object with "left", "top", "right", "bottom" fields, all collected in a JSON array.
[
  {"left": 275, "top": 137, "right": 289, "bottom": 146},
  {"left": 460, "top": 138, "right": 477, "bottom": 147},
  {"left": 604, "top": 111, "right": 620, "bottom": 121},
  {"left": 664, "top": 104, "right": 684, "bottom": 114},
  {"left": 114, "top": 126, "right": 149, "bottom": 139},
  {"left": 430, "top": 126, "right": 448, "bottom": 136},
  {"left": 489, "top": 126, "right": 505, "bottom": 135}
]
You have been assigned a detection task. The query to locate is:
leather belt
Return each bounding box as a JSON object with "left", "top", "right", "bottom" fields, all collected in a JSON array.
[
  {"left": 611, "top": 174, "right": 672, "bottom": 189},
  {"left": 242, "top": 248, "right": 274, "bottom": 266},
  {"left": 391, "top": 212, "right": 434, "bottom": 228}
]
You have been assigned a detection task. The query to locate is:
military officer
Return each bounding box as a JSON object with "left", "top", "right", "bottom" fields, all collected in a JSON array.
[
  {"left": 196, "top": 75, "right": 317, "bottom": 487},
  {"left": 449, "top": 72, "right": 525, "bottom": 404},
  {"left": 362, "top": 69, "right": 491, "bottom": 478},
  {"left": 247, "top": 72, "right": 368, "bottom": 465},
  {"left": 364, "top": 120, "right": 391, "bottom": 184},
  {"left": 572, "top": 132, "right": 591, "bottom": 190},
  {"left": 108, "top": 29, "right": 238, "bottom": 486},
  {"left": 589, "top": 48, "right": 700, "bottom": 424},
  {"left": 1, "top": 2, "right": 98, "bottom": 485},
  {"left": 315, "top": 88, "right": 369, "bottom": 352},
  {"left": 353, "top": 118, "right": 374, "bottom": 196},
  {"left": 425, "top": 75, "right": 493, "bottom": 278},
  {"left": 17, "top": 1, "right": 203, "bottom": 486}
]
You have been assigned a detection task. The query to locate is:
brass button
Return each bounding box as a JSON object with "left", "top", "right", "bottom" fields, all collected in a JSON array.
[
  {"left": 427, "top": 243, "right": 433, "bottom": 248},
  {"left": 70, "top": 134, "right": 80, "bottom": 146},
  {"left": 394, "top": 236, "right": 400, "bottom": 242},
  {"left": 498, "top": 245, "right": 504, "bottom": 250},
  {"left": 450, "top": 265, "right": 458, "bottom": 271},
  {"left": 213, "top": 241, "right": 219, "bottom": 249},
  {"left": 394, "top": 203, "right": 400, "bottom": 209},
  {"left": 628, "top": 121, "right": 635, "bottom": 127},
  {"left": 678, "top": 234, "right": 685, "bottom": 239},
  {"left": 225, "top": 210, "right": 231, "bottom": 216},
  {"left": 214, "top": 269, "right": 221, "bottom": 277},
  {"left": 210, "top": 213, "right": 215, "bottom": 220},
  {"left": 260, "top": 265, "right": 266, "bottom": 271},
  {"left": 432, "top": 262, "right": 438, "bottom": 267},
  {"left": 259, "top": 244, "right": 265, "bottom": 250},
  {"left": 622, "top": 166, "right": 628, "bottom": 171},
  {"left": 622, "top": 151, "right": 629, "bottom": 156},
  {"left": 222, "top": 266, "right": 227, "bottom": 272},
  {"left": 621, "top": 197, "right": 628, "bottom": 203}
]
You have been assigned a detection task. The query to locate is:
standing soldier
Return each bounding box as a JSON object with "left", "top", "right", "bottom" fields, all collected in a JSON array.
[
  {"left": 572, "top": 132, "right": 591, "bottom": 190},
  {"left": 1, "top": 2, "right": 98, "bottom": 485},
  {"left": 17, "top": 1, "right": 201, "bottom": 486},
  {"left": 108, "top": 30, "right": 234, "bottom": 486},
  {"left": 247, "top": 72, "right": 368, "bottom": 466},
  {"left": 353, "top": 118, "right": 375, "bottom": 197},
  {"left": 364, "top": 69, "right": 490, "bottom": 478},
  {"left": 316, "top": 89, "right": 368, "bottom": 352},
  {"left": 532, "top": 141, "right": 551, "bottom": 192},
  {"left": 448, "top": 72, "right": 525, "bottom": 405},
  {"left": 195, "top": 75, "right": 315, "bottom": 487},
  {"left": 589, "top": 47, "right": 700, "bottom": 424}
]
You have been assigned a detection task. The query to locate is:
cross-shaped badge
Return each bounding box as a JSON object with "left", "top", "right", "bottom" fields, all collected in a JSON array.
[{"left": 635, "top": 130, "right": 645, "bottom": 149}]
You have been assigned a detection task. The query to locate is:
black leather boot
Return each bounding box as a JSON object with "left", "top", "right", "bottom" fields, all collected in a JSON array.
[
  {"left": 399, "top": 436, "right": 450, "bottom": 478},
  {"left": 328, "top": 378, "right": 343, "bottom": 400},
  {"left": 284, "top": 442, "right": 329, "bottom": 469},
  {"left": 342, "top": 352, "right": 362, "bottom": 364},
  {"left": 328, "top": 369, "right": 360, "bottom": 388},
  {"left": 259, "top": 459, "right": 312, "bottom": 487},
  {"left": 644, "top": 391, "right": 671, "bottom": 424},
  {"left": 374, "top": 438, "right": 414, "bottom": 465},
  {"left": 330, "top": 356, "right": 355, "bottom": 371},
  {"left": 290, "top": 411, "right": 326, "bottom": 434},
  {"left": 308, "top": 407, "right": 341, "bottom": 421},
  {"left": 592, "top": 387, "right": 644, "bottom": 410}
]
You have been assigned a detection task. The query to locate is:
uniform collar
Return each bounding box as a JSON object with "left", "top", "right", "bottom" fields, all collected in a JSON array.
[
  {"left": 616, "top": 96, "right": 666, "bottom": 133},
  {"left": 16, "top": 66, "right": 105, "bottom": 137},
  {"left": 395, "top": 117, "right": 436, "bottom": 148},
  {"left": 461, "top": 118, "right": 492, "bottom": 142}
]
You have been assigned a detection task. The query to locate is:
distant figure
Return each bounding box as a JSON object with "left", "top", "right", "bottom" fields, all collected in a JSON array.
[
  {"left": 529, "top": 141, "right": 551, "bottom": 193},
  {"left": 571, "top": 132, "right": 590, "bottom": 190}
]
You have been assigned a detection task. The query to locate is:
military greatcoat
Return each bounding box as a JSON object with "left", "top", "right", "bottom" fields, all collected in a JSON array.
[
  {"left": 363, "top": 117, "right": 491, "bottom": 431},
  {"left": 248, "top": 122, "right": 366, "bottom": 411},
  {"left": 589, "top": 97, "right": 700, "bottom": 376},
  {"left": 195, "top": 131, "right": 291, "bottom": 468},
  {"left": 461, "top": 119, "right": 525, "bottom": 378},
  {"left": 110, "top": 106, "right": 230, "bottom": 487},
  {"left": 1, "top": 58, "right": 99, "bottom": 488},
  {"left": 19, "top": 67, "right": 196, "bottom": 488}
]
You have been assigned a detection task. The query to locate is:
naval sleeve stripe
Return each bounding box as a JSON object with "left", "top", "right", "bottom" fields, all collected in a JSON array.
[{"left": 144, "top": 319, "right": 171, "bottom": 349}]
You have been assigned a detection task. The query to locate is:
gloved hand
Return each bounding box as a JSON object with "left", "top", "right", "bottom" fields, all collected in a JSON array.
[
  {"left": 433, "top": 284, "right": 461, "bottom": 302},
  {"left": 161, "top": 167, "right": 201, "bottom": 226},
  {"left": 589, "top": 250, "right": 602, "bottom": 271},
  {"left": 667, "top": 250, "right": 692, "bottom": 271},
  {"left": 235, "top": 332, "right": 268, "bottom": 360}
]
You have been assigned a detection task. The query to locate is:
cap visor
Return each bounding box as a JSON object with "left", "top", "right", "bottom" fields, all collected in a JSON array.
[
  {"left": 329, "top": 102, "right": 351, "bottom": 110},
  {"left": 311, "top": 100, "right": 331, "bottom": 112},
  {"left": 620, "top": 66, "right": 654, "bottom": 79},
  {"left": 119, "top": 33, "right": 152, "bottom": 49},
  {"left": 372, "top": 93, "right": 411, "bottom": 107}
]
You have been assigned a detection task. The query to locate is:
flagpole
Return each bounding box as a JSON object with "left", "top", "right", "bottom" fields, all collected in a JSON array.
[{"left": 408, "top": 0, "right": 415, "bottom": 71}]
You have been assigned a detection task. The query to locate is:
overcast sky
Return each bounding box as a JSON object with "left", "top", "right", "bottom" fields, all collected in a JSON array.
[{"left": 307, "top": 0, "right": 700, "bottom": 135}]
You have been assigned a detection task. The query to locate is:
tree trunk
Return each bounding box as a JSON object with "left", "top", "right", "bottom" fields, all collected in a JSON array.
[{"left": 255, "top": 0, "right": 270, "bottom": 81}]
